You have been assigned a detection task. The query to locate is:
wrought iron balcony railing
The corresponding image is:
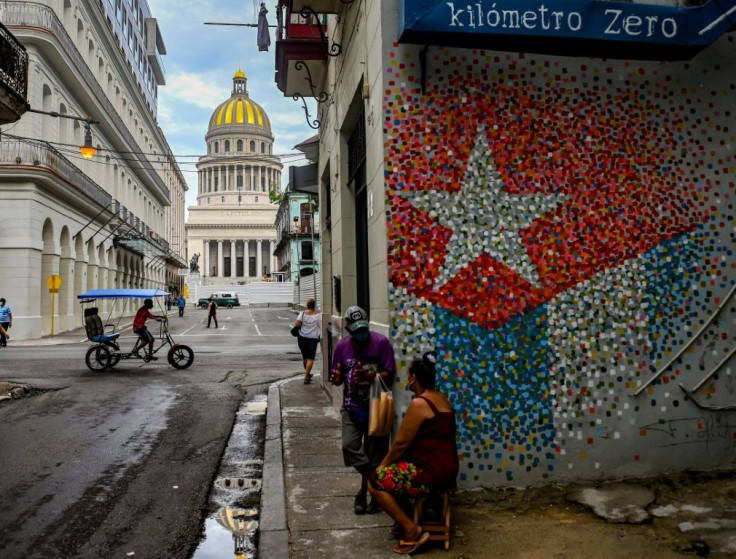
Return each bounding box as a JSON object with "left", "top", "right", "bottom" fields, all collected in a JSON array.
[
  {"left": 0, "top": 21, "right": 29, "bottom": 123},
  {"left": 0, "top": 137, "right": 111, "bottom": 207}
]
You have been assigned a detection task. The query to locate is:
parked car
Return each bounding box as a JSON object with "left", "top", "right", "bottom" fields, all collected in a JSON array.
[{"left": 198, "top": 292, "right": 240, "bottom": 309}]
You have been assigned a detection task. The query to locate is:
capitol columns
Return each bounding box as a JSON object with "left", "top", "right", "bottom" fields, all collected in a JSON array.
[
  {"left": 256, "top": 240, "right": 262, "bottom": 279},
  {"left": 217, "top": 240, "right": 224, "bottom": 277},
  {"left": 230, "top": 240, "right": 236, "bottom": 278},
  {"left": 244, "top": 241, "right": 250, "bottom": 278},
  {"left": 203, "top": 241, "right": 209, "bottom": 278},
  {"left": 269, "top": 240, "right": 275, "bottom": 274}
]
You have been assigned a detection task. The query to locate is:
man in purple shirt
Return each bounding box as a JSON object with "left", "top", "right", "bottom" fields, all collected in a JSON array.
[{"left": 331, "top": 306, "right": 396, "bottom": 515}]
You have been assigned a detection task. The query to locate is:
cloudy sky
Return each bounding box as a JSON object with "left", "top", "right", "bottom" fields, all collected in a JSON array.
[{"left": 147, "top": 0, "right": 316, "bottom": 209}]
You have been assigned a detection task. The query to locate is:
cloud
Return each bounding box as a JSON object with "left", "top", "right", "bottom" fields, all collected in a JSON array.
[{"left": 160, "top": 70, "right": 229, "bottom": 110}]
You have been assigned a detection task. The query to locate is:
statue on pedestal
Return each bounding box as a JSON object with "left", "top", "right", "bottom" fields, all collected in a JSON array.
[{"left": 190, "top": 253, "right": 200, "bottom": 273}]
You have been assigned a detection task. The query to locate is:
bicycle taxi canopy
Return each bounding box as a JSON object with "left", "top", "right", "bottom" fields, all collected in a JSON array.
[{"left": 77, "top": 288, "right": 170, "bottom": 301}]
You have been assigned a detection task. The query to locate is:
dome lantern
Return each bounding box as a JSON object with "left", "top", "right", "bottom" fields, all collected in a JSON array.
[{"left": 233, "top": 63, "right": 247, "bottom": 95}]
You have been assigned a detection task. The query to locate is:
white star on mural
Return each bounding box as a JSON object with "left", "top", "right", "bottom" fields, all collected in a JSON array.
[{"left": 403, "top": 125, "right": 566, "bottom": 288}]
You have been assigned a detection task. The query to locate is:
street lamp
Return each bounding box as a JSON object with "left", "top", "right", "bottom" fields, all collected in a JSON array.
[
  {"left": 28, "top": 108, "right": 98, "bottom": 159},
  {"left": 79, "top": 121, "right": 96, "bottom": 159}
]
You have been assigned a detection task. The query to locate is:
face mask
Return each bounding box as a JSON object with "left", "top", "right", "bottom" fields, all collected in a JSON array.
[{"left": 349, "top": 329, "right": 369, "bottom": 344}]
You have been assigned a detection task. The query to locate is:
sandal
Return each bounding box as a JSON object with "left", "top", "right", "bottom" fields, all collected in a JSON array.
[{"left": 393, "top": 531, "right": 430, "bottom": 555}]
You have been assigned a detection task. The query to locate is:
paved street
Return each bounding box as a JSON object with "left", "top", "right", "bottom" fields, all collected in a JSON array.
[{"left": 0, "top": 305, "right": 303, "bottom": 559}]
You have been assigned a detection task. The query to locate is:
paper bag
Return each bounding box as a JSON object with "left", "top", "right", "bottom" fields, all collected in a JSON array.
[{"left": 369, "top": 374, "right": 393, "bottom": 436}]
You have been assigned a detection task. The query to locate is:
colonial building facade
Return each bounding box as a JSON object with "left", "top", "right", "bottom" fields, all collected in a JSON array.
[
  {"left": 0, "top": 0, "right": 187, "bottom": 340},
  {"left": 186, "top": 69, "right": 283, "bottom": 284}
]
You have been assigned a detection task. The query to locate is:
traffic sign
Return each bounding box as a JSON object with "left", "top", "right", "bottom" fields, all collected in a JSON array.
[{"left": 47, "top": 274, "right": 62, "bottom": 290}]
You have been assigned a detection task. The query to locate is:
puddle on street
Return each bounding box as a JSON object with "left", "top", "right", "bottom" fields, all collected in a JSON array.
[
  {"left": 190, "top": 515, "right": 257, "bottom": 559},
  {"left": 191, "top": 394, "right": 267, "bottom": 559}
]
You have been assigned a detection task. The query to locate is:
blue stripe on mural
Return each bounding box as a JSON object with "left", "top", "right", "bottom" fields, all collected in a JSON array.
[
  {"left": 641, "top": 224, "right": 734, "bottom": 385},
  {"left": 434, "top": 304, "right": 557, "bottom": 483}
]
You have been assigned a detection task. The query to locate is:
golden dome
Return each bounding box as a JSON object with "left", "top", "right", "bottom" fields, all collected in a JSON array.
[
  {"left": 209, "top": 97, "right": 270, "bottom": 130},
  {"left": 208, "top": 68, "right": 271, "bottom": 132}
]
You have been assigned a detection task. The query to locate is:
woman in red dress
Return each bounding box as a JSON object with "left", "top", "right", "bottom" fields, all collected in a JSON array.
[{"left": 368, "top": 351, "right": 459, "bottom": 555}]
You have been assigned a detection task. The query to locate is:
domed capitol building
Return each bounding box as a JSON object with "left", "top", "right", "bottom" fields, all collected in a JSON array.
[{"left": 185, "top": 68, "right": 282, "bottom": 283}]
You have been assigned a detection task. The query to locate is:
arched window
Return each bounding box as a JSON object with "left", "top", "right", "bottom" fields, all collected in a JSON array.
[
  {"left": 261, "top": 142, "right": 265, "bottom": 153},
  {"left": 237, "top": 175, "right": 243, "bottom": 188},
  {"left": 225, "top": 140, "right": 230, "bottom": 152},
  {"left": 237, "top": 140, "right": 243, "bottom": 151},
  {"left": 221, "top": 196, "right": 225, "bottom": 203},
  {"left": 214, "top": 177, "right": 218, "bottom": 192},
  {"left": 255, "top": 196, "right": 258, "bottom": 203},
  {"left": 214, "top": 142, "right": 219, "bottom": 153},
  {"left": 261, "top": 177, "right": 266, "bottom": 191},
  {"left": 250, "top": 140, "right": 256, "bottom": 152}
]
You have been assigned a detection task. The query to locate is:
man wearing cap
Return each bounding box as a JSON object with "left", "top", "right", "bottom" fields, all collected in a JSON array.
[
  {"left": 0, "top": 298, "right": 11, "bottom": 347},
  {"left": 330, "top": 306, "right": 396, "bottom": 515}
]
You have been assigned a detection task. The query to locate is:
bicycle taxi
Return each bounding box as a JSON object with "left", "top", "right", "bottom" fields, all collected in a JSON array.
[{"left": 77, "top": 288, "right": 194, "bottom": 371}]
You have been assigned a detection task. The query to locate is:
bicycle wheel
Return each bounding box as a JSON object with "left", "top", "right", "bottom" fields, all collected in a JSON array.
[
  {"left": 167, "top": 344, "right": 194, "bottom": 369},
  {"left": 85, "top": 345, "right": 111, "bottom": 371}
]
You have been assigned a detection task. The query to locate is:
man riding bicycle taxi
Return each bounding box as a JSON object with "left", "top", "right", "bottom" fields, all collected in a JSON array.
[{"left": 131, "top": 299, "right": 163, "bottom": 360}]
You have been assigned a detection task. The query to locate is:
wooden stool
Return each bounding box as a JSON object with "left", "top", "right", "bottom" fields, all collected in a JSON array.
[{"left": 412, "top": 491, "right": 453, "bottom": 550}]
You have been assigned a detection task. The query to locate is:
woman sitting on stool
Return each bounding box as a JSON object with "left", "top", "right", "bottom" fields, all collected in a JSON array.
[{"left": 368, "top": 351, "right": 458, "bottom": 555}]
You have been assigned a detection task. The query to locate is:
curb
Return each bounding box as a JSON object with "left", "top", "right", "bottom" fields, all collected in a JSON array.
[{"left": 258, "top": 382, "right": 289, "bottom": 559}]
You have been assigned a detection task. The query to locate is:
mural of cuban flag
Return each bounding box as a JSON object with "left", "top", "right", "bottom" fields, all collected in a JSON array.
[{"left": 385, "top": 31, "right": 736, "bottom": 485}]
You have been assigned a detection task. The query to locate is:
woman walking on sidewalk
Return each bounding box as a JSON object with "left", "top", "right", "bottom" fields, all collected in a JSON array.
[{"left": 294, "top": 298, "right": 321, "bottom": 384}]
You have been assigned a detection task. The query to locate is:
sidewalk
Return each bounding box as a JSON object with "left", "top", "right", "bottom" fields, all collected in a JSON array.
[
  {"left": 260, "top": 375, "right": 736, "bottom": 559},
  {"left": 260, "top": 374, "right": 396, "bottom": 559}
]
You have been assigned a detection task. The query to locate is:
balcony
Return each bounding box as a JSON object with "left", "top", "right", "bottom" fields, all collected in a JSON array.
[
  {"left": 0, "top": 22, "right": 29, "bottom": 124},
  {"left": 275, "top": 1, "right": 330, "bottom": 100},
  {"left": 294, "top": 221, "right": 315, "bottom": 236},
  {"left": 145, "top": 18, "right": 166, "bottom": 85}
]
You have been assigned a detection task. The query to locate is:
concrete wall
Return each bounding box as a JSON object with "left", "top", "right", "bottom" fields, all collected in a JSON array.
[{"left": 382, "top": 20, "right": 736, "bottom": 485}]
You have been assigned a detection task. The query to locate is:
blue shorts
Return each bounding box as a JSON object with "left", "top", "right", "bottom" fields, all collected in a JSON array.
[
  {"left": 297, "top": 336, "right": 319, "bottom": 360},
  {"left": 135, "top": 326, "right": 153, "bottom": 344}
]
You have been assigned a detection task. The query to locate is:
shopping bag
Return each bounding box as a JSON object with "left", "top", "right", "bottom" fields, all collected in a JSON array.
[{"left": 369, "top": 373, "right": 393, "bottom": 436}]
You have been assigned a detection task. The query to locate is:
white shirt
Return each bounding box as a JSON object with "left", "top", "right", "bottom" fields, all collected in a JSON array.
[{"left": 298, "top": 311, "right": 321, "bottom": 339}]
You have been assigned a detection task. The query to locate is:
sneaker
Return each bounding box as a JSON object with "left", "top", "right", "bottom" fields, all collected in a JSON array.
[
  {"left": 148, "top": 354, "right": 158, "bottom": 361},
  {"left": 366, "top": 497, "right": 381, "bottom": 515},
  {"left": 354, "top": 493, "right": 367, "bottom": 515},
  {"left": 131, "top": 350, "right": 143, "bottom": 359}
]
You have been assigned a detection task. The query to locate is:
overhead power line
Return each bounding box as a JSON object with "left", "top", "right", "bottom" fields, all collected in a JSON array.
[{"left": 1, "top": 133, "right": 308, "bottom": 162}]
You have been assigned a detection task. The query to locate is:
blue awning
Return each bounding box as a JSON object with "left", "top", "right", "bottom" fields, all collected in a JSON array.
[
  {"left": 77, "top": 288, "right": 170, "bottom": 300},
  {"left": 398, "top": 0, "right": 736, "bottom": 60}
]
